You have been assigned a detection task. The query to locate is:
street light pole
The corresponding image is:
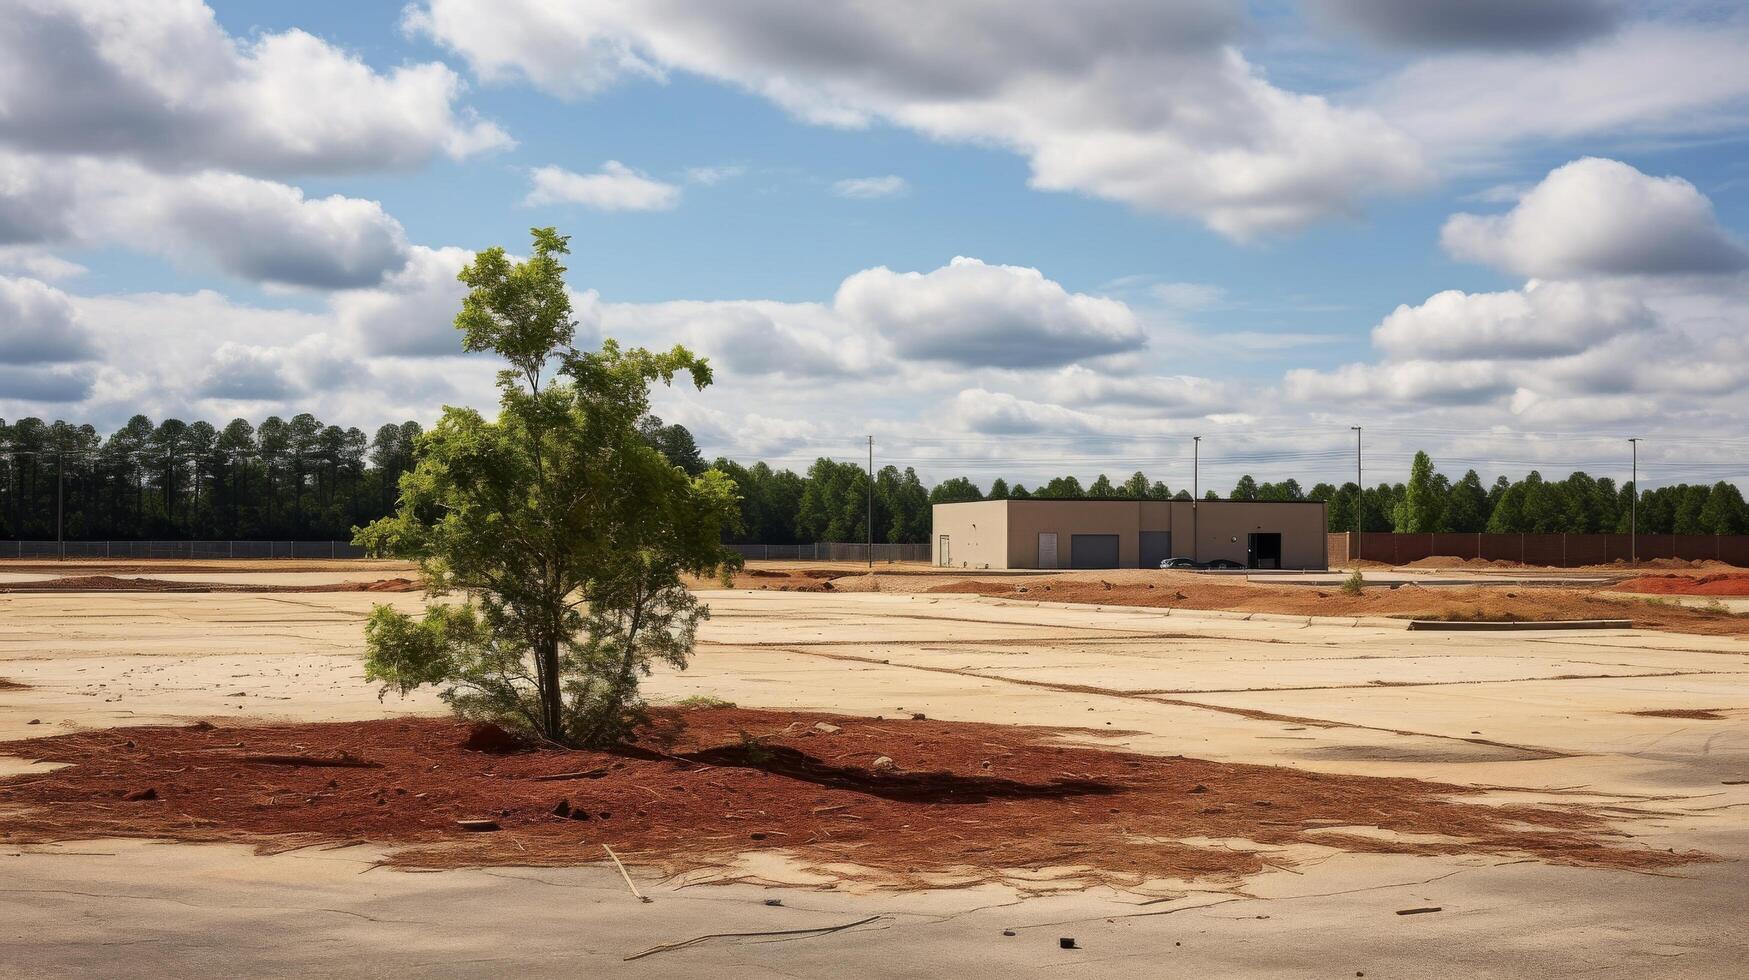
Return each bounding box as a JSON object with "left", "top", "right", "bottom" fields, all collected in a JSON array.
[
  {"left": 56, "top": 448, "right": 64, "bottom": 561},
  {"left": 1351, "top": 426, "right": 1363, "bottom": 561},
  {"left": 1192, "top": 435, "right": 1201, "bottom": 565},
  {"left": 1192, "top": 435, "right": 1201, "bottom": 500},
  {"left": 871, "top": 434, "right": 881, "bottom": 567},
  {"left": 1628, "top": 437, "right": 1639, "bottom": 564}
]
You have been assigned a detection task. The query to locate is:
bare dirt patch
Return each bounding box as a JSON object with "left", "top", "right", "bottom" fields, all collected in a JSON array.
[
  {"left": 0, "top": 709, "right": 1696, "bottom": 888},
  {"left": 0, "top": 575, "right": 422, "bottom": 594},
  {"left": 1614, "top": 573, "right": 1749, "bottom": 596},
  {"left": 928, "top": 574, "right": 1749, "bottom": 637},
  {"left": 0, "top": 678, "right": 24, "bottom": 690},
  {"left": 0, "top": 559, "right": 416, "bottom": 575}
]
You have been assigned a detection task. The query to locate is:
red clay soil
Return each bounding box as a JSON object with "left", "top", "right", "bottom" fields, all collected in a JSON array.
[
  {"left": 0, "top": 575, "right": 421, "bottom": 594},
  {"left": 928, "top": 577, "right": 1749, "bottom": 637},
  {"left": 1613, "top": 573, "right": 1749, "bottom": 596},
  {"left": 0, "top": 709, "right": 1695, "bottom": 889}
]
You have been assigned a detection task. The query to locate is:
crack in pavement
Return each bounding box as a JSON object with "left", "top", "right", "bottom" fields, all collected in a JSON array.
[
  {"left": 0, "top": 887, "right": 431, "bottom": 924},
  {"left": 768, "top": 646, "right": 1571, "bottom": 760}
]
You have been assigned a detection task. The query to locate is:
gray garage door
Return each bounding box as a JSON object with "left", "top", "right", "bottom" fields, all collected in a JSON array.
[
  {"left": 1138, "top": 531, "right": 1173, "bottom": 569},
  {"left": 1070, "top": 533, "right": 1120, "bottom": 569}
]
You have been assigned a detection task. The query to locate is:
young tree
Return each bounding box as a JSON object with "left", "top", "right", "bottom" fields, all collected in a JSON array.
[{"left": 355, "top": 228, "right": 740, "bottom": 747}]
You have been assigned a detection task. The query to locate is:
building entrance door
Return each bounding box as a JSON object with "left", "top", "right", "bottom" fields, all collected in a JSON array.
[
  {"left": 1037, "top": 532, "right": 1058, "bottom": 569},
  {"left": 1138, "top": 531, "right": 1172, "bottom": 568},
  {"left": 1247, "top": 532, "right": 1282, "bottom": 569},
  {"left": 938, "top": 535, "right": 951, "bottom": 567}
]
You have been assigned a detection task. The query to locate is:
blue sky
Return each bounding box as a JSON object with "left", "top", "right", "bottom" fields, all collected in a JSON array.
[{"left": 4, "top": 1, "right": 1749, "bottom": 492}]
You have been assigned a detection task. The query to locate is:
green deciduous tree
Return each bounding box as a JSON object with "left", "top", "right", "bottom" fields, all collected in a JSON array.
[{"left": 354, "top": 228, "right": 740, "bottom": 747}]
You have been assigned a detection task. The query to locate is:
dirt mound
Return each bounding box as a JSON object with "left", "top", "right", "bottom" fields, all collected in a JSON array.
[
  {"left": 825, "top": 573, "right": 881, "bottom": 593},
  {"left": 1613, "top": 573, "right": 1749, "bottom": 596},
  {"left": 0, "top": 576, "right": 421, "bottom": 594},
  {"left": 461, "top": 722, "right": 530, "bottom": 754},
  {"left": 0, "top": 710, "right": 1696, "bottom": 888},
  {"left": 930, "top": 575, "right": 1749, "bottom": 636},
  {"left": 0, "top": 678, "right": 24, "bottom": 690}
]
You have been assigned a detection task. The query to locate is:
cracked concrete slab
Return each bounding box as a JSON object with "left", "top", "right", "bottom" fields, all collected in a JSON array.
[{"left": 2, "top": 585, "right": 1745, "bottom": 977}]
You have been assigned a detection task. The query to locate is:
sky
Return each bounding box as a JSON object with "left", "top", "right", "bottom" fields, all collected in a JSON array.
[{"left": 4, "top": 0, "right": 1749, "bottom": 493}]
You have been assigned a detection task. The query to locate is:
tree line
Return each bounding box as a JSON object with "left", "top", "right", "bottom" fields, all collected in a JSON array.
[
  {"left": 6, "top": 418, "right": 1747, "bottom": 542},
  {"left": 0, "top": 414, "right": 421, "bottom": 541}
]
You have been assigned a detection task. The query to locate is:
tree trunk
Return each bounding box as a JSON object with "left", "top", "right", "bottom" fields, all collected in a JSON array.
[{"left": 538, "top": 635, "right": 563, "bottom": 741}]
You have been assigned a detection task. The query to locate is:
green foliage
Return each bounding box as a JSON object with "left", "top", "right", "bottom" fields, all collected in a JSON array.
[
  {"left": 353, "top": 228, "right": 739, "bottom": 747},
  {"left": 1395, "top": 451, "right": 1441, "bottom": 532},
  {"left": 929, "top": 476, "right": 984, "bottom": 505},
  {"left": 1341, "top": 567, "right": 1365, "bottom": 596},
  {"left": 672, "top": 695, "right": 736, "bottom": 709},
  {"left": 1039, "top": 475, "right": 1084, "bottom": 498}
]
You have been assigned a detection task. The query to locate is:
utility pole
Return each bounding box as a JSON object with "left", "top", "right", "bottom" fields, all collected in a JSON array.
[
  {"left": 1628, "top": 437, "right": 1639, "bottom": 564},
  {"left": 1192, "top": 435, "right": 1201, "bottom": 500},
  {"left": 56, "top": 447, "right": 64, "bottom": 561},
  {"left": 1351, "top": 426, "right": 1363, "bottom": 562},
  {"left": 1192, "top": 435, "right": 1201, "bottom": 565},
  {"left": 871, "top": 434, "right": 881, "bottom": 567}
]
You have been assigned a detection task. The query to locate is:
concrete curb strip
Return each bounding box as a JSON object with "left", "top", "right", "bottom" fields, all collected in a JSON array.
[{"left": 1404, "top": 619, "right": 1632, "bottom": 632}]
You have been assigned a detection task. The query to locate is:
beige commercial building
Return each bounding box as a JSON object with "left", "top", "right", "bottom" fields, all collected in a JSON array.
[{"left": 931, "top": 498, "right": 1328, "bottom": 570}]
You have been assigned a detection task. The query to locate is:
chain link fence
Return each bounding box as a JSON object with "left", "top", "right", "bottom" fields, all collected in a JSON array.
[
  {"left": 724, "top": 543, "right": 931, "bottom": 563},
  {"left": 0, "top": 540, "right": 368, "bottom": 560}
]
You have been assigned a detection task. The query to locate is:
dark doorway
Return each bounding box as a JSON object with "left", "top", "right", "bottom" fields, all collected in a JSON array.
[
  {"left": 1138, "top": 531, "right": 1173, "bottom": 568},
  {"left": 1247, "top": 532, "right": 1282, "bottom": 570},
  {"left": 1070, "top": 534, "right": 1120, "bottom": 569}
]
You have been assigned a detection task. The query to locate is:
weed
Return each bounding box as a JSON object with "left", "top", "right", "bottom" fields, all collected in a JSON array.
[
  {"left": 674, "top": 695, "right": 736, "bottom": 710},
  {"left": 1341, "top": 568, "right": 1365, "bottom": 596}
]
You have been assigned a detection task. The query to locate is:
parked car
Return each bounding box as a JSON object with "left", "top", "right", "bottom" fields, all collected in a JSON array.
[
  {"left": 1202, "top": 558, "right": 1245, "bottom": 570},
  {"left": 1157, "top": 557, "right": 1198, "bottom": 569}
]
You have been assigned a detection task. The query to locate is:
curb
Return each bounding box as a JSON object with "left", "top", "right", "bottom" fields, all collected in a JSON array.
[{"left": 1404, "top": 619, "right": 1632, "bottom": 632}]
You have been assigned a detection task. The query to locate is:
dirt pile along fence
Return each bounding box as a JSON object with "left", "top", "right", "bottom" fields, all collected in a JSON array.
[
  {"left": 0, "top": 541, "right": 368, "bottom": 560},
  {"left": 1327, "top": 532, "right": 1749, "bottom": 568},
  {"left": 725, "top": 542, "right": 931, "bottom": 562}
]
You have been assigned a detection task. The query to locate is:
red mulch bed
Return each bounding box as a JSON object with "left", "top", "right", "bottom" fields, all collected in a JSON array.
[{"left": 0, "top": 709, "right": 1697, "bottom": 889}]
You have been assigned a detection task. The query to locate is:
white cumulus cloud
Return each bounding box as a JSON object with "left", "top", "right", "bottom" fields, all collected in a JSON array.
[
  {"left": 524, "top": 162, "right": 681, "bottom": 211},
  {"left": 1441, "top": 158, "right": 1748, "bottom": 279},
  {"left": 408, "top": 0, "right": 1426, "bottom": 239},
  {"left": 0, "top": 0, "right": 509, "bottom": 176}
]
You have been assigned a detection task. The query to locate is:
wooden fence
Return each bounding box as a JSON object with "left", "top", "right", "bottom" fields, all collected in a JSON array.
[{"left": 1326, "top": 532, "right": 1749, "bottom": 568}]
